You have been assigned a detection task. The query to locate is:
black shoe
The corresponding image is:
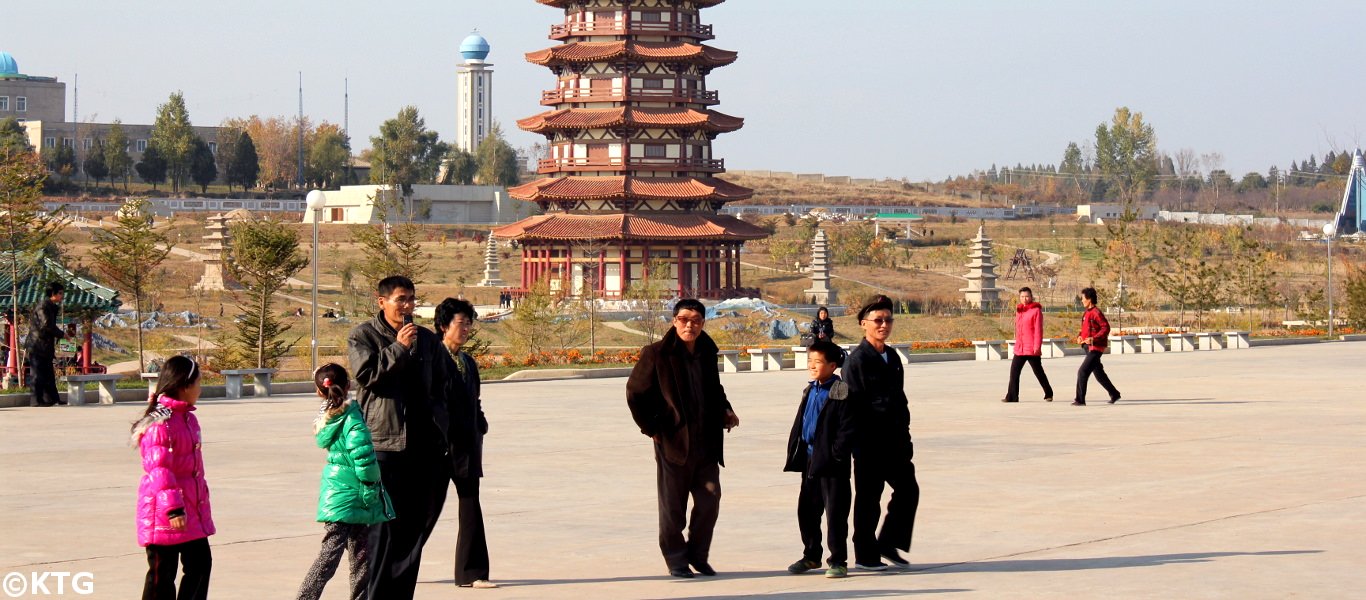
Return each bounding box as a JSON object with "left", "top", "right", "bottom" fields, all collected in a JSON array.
[
  {"left": 787, "top": 559, "right": 821, "bottom": 574},
  {"left": 1071, "top": 400, "right": 1086, "bottom": 406},
  {"left": 55, "top": 400, "right": 68, "bottom": 406},
  {"left": 1044, "top": 396, "right": 1054, "bottom": 402},
  {"left": 689, "top": 561, "right": 716, "bottom": 576},
  {"left": 1001, "top": 398, "right": 1018, "bottom": 403},
  {"left": 880, "top": 548, "right": 910, "bottom": 569},
  {"left": 669, "top": 566, "right": 694, "bottom": 579},
  {"left": 1109, "top": 394, "right": 1121, "bottom": 404}
]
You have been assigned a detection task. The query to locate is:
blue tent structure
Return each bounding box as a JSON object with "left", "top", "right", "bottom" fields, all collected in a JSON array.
[{"left": 1331, "top": 150, "right": 1365, "bottom": 236}]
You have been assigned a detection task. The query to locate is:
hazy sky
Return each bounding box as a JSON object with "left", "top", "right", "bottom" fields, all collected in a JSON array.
[{"left": 6, "top": 1, "right": 1363, "bottom": 181}]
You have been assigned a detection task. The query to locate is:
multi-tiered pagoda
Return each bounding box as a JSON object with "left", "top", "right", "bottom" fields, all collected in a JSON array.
[{"left": 493, "top": 0, "right": 768, "bottom": 299}]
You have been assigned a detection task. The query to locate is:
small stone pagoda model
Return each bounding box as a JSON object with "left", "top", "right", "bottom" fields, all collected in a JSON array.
[
  {"left": 192, "top": 214, "right": 229, "bottom": 292},
  {"left": 477, "top": 235, "right": 506, "bottom": 287},
  {"left": 960, "top": 225, "right": 1005, "bottom": 310},
  {"left": 803, "top": 228, "right": 836, "bottom": 304}
]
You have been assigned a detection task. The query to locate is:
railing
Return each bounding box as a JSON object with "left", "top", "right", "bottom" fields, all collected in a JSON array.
[
  {"left": 539, "top": 157, "right": 724, "bottom": 174},
  {"left": 550, "top": 20, "right": 714, "bottom": 39},
  {"left": 541, "top": 87, "right": 719, "bottom": 105}
]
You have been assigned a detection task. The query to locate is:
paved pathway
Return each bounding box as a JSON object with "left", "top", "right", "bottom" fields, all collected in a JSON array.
[{"left": 2, "top": 343, "right": 1363, "bottom": 598}]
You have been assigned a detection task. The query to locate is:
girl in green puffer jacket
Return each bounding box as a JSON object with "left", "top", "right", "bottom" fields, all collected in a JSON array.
[{"left": 296, "top": 363, "right": 394, "bottom": 600}]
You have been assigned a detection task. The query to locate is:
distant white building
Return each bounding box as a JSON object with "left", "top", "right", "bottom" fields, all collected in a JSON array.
[
  {"left": 455, "top": 33, "right": 494, "bottom": 154},
  {"left": 301, "top": 184, "right": 531, "bottom": 225},
  {"left": 1076, "top": 203, "right": 1159, "bottom": 223}
]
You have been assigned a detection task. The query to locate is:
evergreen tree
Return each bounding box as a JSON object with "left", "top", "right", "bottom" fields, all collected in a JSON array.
[
  {"left": 442, "top": 146, "right": 477, "bottom": 185},
  {"left": 189, "top": 137, "right": 217, "bottom": 193},
  {"left": 150, "top": 92, "right": 195, "bottom": 192},
  {"left": 104, "top": 121, "right": 133, "bottom": 192},
  {"left": 82, "top": 144, "right": 108, "bottom": 187},
  {"left": 227, "top": 132, "right": 259, "bottom": 191},
  {"left": 135, "top": 145, "right": 168, "bottom": 190},
  {"left": 90, "top": 198, "right": 171, "bottom": 372},
  {"left": 475, "top": 122, "right": 521, "bottom": 186},
  {"left": 0, "top": 151, "right": 65, "bottom": 384},
  {"left": 0, "top": 118, "right": 29, "bottom": 154},
  {"left": 225, "top": 218, "right": 309, "bottom": 368}
]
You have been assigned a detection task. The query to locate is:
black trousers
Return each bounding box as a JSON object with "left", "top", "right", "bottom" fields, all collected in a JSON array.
[
  {"left": 297, "top": 522, "right": 372, "bottom": 600},
  {"left": 450, "top": 476, "right": 490, "bottom": 586},
  {"left": 797, "top": 470, "right": 851, "bottom": 566},
  {"left": 143, "top": 537, "right": 211, "bottom": 600},
  {"left": 1075, "top": 349, "right": 1120, "bottom": 403},
  {"left": 366, "top": 451, "right": 449, "bottom": 599},
  {"left": 655, "top": 446, "right": 721, "bottom": 570},
  {"left": 1005, "top": 355, "right": 1053, "bottom": 401},
  {"left": 29, "top": 356, "right": 60, "bottom": 406},
  {"left": 852, "top": 454, "right": 919, "bottom": 566}
]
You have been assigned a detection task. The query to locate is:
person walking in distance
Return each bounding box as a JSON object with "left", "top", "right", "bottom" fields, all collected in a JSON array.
[
  {"left": 848, "top": 296, "right": 919, "bottom": 571},
  {"left": 347, "top": 275, "right": 450, "bottom": 599},
  {"left": 433, "top": 298, "right": 496, "bottom": 589},
  {"left": 1073, "top": 287, "right": 1121, "bottom": 406},
  {"left": 1002, "top": 287, "right": 1054, "bottom": 403},
  {"left": 626, "top": 299, "right": 740, "bottom": 579},
  {"left": 28, "top": 282, "right": 65, "bottom": 406}
]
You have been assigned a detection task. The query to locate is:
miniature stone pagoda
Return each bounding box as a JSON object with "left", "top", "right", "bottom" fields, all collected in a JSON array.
[
  {"left": 192, "top": 214, "right": 229, "bottom": 292},
  {"left": 477, "top": 235, "right": 506, "bottom": 287},
  {"left": 492, "top": 0, "right": 769, "bottom": 299},
  {"left": 803, "top": 227, "right": 836, "bottom": 305},
  {"left": 960, "top": 225, "right": 1005, "bottom": 310}
]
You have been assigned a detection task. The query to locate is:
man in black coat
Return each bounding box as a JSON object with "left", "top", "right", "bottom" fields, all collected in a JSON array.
[
  {"left": 28, "top": 282, "right": 65, "bottom": 407},
  {"left": 626, "top": 298, "right": 739, "bottom": 579},
  {"left": 847, "top": 296, "right": 920, "bottom": 571},
  {"left": 347, "top": 275, "right": 449, "bottom": 599}
]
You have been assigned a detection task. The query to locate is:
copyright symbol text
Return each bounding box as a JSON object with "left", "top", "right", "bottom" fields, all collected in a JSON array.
[{"left": 2, "top": 572, "right": 25, "bottom": 598}]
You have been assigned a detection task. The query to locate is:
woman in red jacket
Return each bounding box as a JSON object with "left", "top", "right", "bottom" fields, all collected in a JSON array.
[
  {"left": 1002, "top": 287, "right": 1053, "bottom": 402},
  {"left": 1073, "top": 287, "right": 1121, "bottom": 406}
]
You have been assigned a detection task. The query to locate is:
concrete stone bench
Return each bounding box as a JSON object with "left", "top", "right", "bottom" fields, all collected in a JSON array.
[
  {"left": 1168, "top": 333, "right": 1196, "bottom": 352},
  {"left": 888, "top": 343, "right": 913, "bottom": 364},
  {"left": 717, "top": 350, "right": 741, "bottom": 373},
  {"left": 1114, "top": 335, "right": 1141, "bottom": 355},
  {"left": 973, "top": 340, "right": 1007, "bottom": 361},
  {"left": 790, "top": 346, "right": 810, "bottom": 369},
  {"left": 220, "top": 368, "right": 276, "bottom": 399},
  {"left": 1224, "top": 331, "right": 1251, "bottom": 349},
  {"left": 1042, "top": 338, "right": 1067, "bottom": 358},
  {"left": 1195, "top": 332, "right": 1226, "bottom": 350},
  {"left": 1138, "top": 334, "right": 1169, "bottom": 353},
  {"left": 744, "top": 348, "right": 785, "bottom": 372},
  {"left": 1341, "top": 333, "right": 1366, "bottom": 342},
  {"left": 63, "top": 373, "right": 125, "bottom": 406}
]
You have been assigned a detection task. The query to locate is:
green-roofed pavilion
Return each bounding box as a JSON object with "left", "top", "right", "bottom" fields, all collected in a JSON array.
[{"left": 0, "top": 255, "right": 121, "bottom": 377}]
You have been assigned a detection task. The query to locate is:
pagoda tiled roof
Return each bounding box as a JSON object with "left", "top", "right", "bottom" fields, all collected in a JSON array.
[
  {"left": 491, "top": 212, "right": 770, "bottom": 242},
  {"left": 538, "top": 0, "right": 726, "bottom": 9},
  {"left": 509, "top": 176, "right": 753, "bottom": 202},
  {"left": 526, "top": 41, "right": 737, "bottom": 67},
  {"left": 518, "top": 107, "right": 743, "bottom": 133}
]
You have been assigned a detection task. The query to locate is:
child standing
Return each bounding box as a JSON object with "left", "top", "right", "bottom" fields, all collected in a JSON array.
[
  {"left": 784, "top": 341, "right": 858, "bottom": 578},
  {"left": 132, "top": 355, "right": 214, "bottom": 600},
  {"left": 297, "top": 363, "right": 394, "bottom": 600}
]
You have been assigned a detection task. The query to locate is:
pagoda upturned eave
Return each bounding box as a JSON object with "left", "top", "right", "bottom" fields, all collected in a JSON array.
[
  {"left": 527, "top": 41, "right": 737, "bottom": 68},
  {"left": 518, "top": 107, "right": 743, "bottom": 134},
  {"left": 509, "top": 175, "right": 752, "bottom": 202},
  {"left": 492, "top": 213, "right": 769, "bottom": 242}
]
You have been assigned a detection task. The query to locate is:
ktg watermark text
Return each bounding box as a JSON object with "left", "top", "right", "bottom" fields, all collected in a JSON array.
[{"left": 3, "top": 572, "right": 95, "bottom": 597}]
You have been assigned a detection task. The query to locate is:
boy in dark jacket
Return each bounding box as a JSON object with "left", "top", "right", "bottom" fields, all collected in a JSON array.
[{"left": 785, "top": 341, "right": 857, "bottom": 579}]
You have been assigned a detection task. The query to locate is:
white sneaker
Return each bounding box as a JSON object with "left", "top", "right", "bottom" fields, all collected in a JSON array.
[
  {"left": 854, "top": 562, "right": 888, "bottom": 572},
  {"left": 461, "top": 580, "right": 498, "bottom": 589}
]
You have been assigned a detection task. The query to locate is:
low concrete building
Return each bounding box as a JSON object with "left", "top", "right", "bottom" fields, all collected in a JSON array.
[
  {"left": 1076, "top": 203, "right": 1159, "bottom": 223},
  {"left": 301, "top": 184, "right": 533, "bottom": 225}
]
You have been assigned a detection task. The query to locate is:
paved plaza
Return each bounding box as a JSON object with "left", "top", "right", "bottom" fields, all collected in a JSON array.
[{"left": 2, "top": 342, "right": 1364, "bottom": 599}]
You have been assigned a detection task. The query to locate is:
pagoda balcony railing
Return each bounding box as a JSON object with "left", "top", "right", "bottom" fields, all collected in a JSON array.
[
  {"left": 538, "top": 157, "right": 724, "bottom": 174},
  {"left": 550, "top": 20, "right": 714, "bottom": 40},
  {"left": 541, "top": 87, "right": 719, "bottom": 105}
]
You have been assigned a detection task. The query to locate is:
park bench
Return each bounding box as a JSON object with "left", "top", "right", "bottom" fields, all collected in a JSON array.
[
  {"left": 1195, "top": 332, "right": 1226, "bottom": 350},
  {"left": 972, "top": 340, "right": 1007, "bottom": 361},
  {"left": 1113, "top": 335, "right": 1140, "bottom": 354},
  {"left": 1224, "top": 331, "right": 1251, "bottom": 349},
  {"left": 63, "top": 373, "right": 125, "bottom": 406},
  {"left": 1041, "top": 338, "right": 1067, "bottom": 358},
  {"left": 1138, "top": 334, "right": 1169, "bottom": 353},
  {"left": 791, "top": 346, "right": 809, "bottom": 369},
  {"left": 1168, "top": 333, "right": 1196, "bottom": 352},
  {"left": 888, "top": 343, "right": 913, "bottom": 364},
  {"left": 220, "top": 368, "right": 276, "bottom": 399},
  {"left": 717, "top": 350, "right": 741, "bottom": 374},
  {"left": 744, "top": 348, "right": 785, "bottom": 372},
  {"left": 1341, "top": 333, "right": 1366, "bottom": 342}
]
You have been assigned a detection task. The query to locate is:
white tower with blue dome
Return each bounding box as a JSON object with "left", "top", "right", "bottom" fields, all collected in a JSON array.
[{"left": 456, "top": 32, "right": 494, "bottom": 154}]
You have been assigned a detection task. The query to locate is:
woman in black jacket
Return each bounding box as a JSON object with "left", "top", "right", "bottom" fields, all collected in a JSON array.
[{"left": 810, "top": 306, "right": 836, "bottom": 343}]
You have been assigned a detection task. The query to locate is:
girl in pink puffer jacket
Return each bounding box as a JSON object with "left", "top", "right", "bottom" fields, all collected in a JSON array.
[{"left": 131, "top": 355, "right": 214, "bottom": 600}]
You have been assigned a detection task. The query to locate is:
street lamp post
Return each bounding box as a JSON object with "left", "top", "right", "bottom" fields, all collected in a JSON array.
[
  {"left": 306, "top": 190, "right": 328, "bottom": 373},
  {"left": 1323, "top": 223, "right": 1335, "bottom": 338}
]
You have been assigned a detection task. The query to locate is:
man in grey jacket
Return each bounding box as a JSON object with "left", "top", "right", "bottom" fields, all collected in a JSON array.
[{"left": 348, "top": 275, "right": 449, "bottom": 599}]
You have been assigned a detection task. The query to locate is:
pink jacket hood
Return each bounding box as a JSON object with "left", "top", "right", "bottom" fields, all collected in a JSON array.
[{"left": 134, "top": 395, "right": 215, "bottom": 547}]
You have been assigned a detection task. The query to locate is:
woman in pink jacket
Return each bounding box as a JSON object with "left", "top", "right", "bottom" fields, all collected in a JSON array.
[
  {"left": 131, "top": 355, "right": 214, "bottom": 600},
  {"left": 1002, "top": 287, "right": 1054, "bottom": 403}
]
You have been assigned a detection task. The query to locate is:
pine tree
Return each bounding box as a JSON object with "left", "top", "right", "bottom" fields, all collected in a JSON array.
[
  {"left": 227, "top": 132, "right": 260, "bottom": 191},
  {"left": 225, "top": 218, "right": 309, "bottom": 368},
  {"left": 91, "top": 198, "right": 171, "bottom": 372}
]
